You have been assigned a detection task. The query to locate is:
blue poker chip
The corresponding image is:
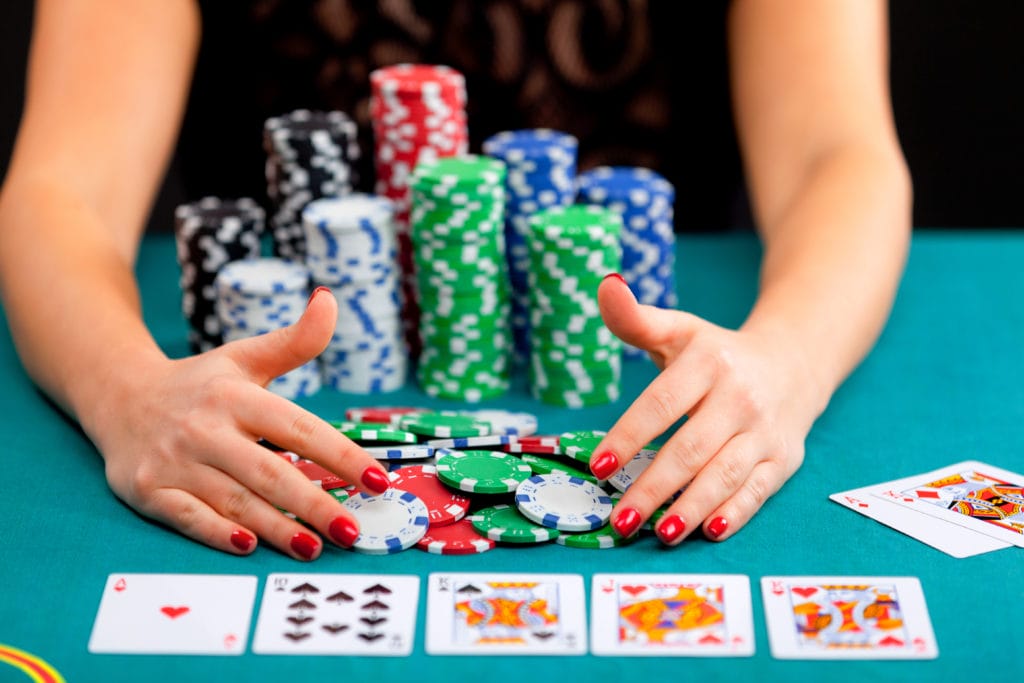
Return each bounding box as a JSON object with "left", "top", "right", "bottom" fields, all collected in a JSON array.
[
  {"left": 341, "top": 488, "right": 429, "bottom": 554},
  {"left": 514, "top": 473, "right": 613, "bottom": 532},
  {"left": 607, "top": 449, "right": 658, "bottom": 493},
  {"left": 424, "top": 434, "right": 515, "bottom": 449},
  {"left": 363, "top": 444, "right": 435, "bottom": 460}
]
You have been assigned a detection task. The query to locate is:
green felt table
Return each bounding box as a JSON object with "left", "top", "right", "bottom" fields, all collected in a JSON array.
[{"left": 1, "top": 230, "right": 1022, "bottom": 681}]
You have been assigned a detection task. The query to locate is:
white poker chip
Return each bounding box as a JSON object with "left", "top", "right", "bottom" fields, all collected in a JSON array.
[
  {"left": 424, "top": 434, "right": 516, "bottom": 449},
  {"left": 363, "top": 444, "right": 435, "bottom": 461},
  {"left": 453, "top": 410, "right": 539, "bottom": 436},
  {"left": 607, "top": 449, "right": 658, "bottom": 493},
  {"left": 514, "top": 473, "right": 613, "bottom": 532},
  {"left": 341, "top": 489, "right": 429, "bottom": 555}
]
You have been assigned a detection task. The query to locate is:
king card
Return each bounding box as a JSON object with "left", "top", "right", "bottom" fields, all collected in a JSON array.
[
  {"left": 425, "top": 572, "right": 586, "bottom": 655},
  {"left": 590, "top": 574, "right": 754, "bottom": 657},
  {"left": 761, "top": 576, "right": 938, "bottom": 659}
]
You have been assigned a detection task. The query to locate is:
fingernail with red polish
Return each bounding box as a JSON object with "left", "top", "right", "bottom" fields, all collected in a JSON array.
[
  {"left": 656, "top": 514, "right": 686, "bottom": 544},
  {"left": 603, "top": 272, "right": 627, "bottom": 285},
  {"left": 590, "top": 451, "right": 619, "bottom": 480},
  {"left": 328, "top": 516, "right": 360, "bottom": 548},
  {"left": 612, "top": 508, "right": 642, "bottom": 538},
  {"left": 230, "top": 529, "right": 254, "bottom": 552},
  {"left": 290, "top": 532, "right": 319, "bottom": 560},
  {"left": 707, "top": 516, "right": 728, "bottom": 539},
  {"left": 307, "top": 285, "right": 331, "bottom": 306},
  {"left": 361, "top": 467, "right": 391, "bottom": 494}
]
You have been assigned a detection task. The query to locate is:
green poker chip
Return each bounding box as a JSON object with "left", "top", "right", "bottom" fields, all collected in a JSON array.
[
  {"left": 560, "top": 430, "right": 608, "bottom": 463},
  {"left": 398, "top": 412, "right": 493, "bottom": 439},
  {"left": 468, "top": 504, "right": 560, "bottom": 544},
  {"left": 520, "top": 453, "right": 598, "bottom": 484},
  {"left": 337, "top": 427, "right": 418, "bottom": 445},
  {"left": 434, "top": 449, "right": 533, "bottom": 494},
  {"left": 556, "top": 521, "right": 636, "bottom": 549}
]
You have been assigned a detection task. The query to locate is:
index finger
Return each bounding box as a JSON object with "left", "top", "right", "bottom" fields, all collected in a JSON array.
[
  {"left": 236, "top": 385, "right": 391, "bottom": 496},
  {"left": 589, "top": 354, "right": 715, "bottom": 482}
]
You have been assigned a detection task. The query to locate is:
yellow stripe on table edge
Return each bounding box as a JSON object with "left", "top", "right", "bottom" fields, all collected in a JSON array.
[{"left": 0, "top": 644, "right": 65, "bottom": 683}]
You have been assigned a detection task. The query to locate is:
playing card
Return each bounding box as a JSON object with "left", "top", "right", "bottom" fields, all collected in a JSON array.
[
  {"left": 761, "top": 576, "right": 938, "bottom": 659},
  {"left": 87, "top": 573, "right": 257, "bottom": 655},
  {"left": 830, "top": 484, "right": 1010, "bottom": 558},
  {"left": 425, "top": 572, "right": 586, "bottom": 655},
  {"left": 251, "top": 573, "right": 419, "bottom": 655},
  {"left": 868, "top": 460, "right": 1024, "bottom": 548},
  {"left": 590, "top": 574, "right": 754, "bottom": 657}
]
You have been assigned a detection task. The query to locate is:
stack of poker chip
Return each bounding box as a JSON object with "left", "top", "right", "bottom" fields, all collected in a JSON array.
[
  {"left": 409, "top": 155, "right": 512, "bottom": 402},
  {"left": 213, "top": 257, "right": 321, "bottom": 400},
  {"left": 173, "top": 197, "right": 264, "bottom": 354},
  {"left": 526, "top": 205, "right": 623, "bottom": 408},
  {"left": 263, "top": 109, "right": 361, "bottom": 262},
  {"left": 576, "top": 166, "right": 677, "bottom": 358},
  {"left": 369, "top": 64, "right": 469, "bottom": 356},
  {"left": 482, "top": 129, "right": 578, "bottom": 361},
  {"left": 300, "top": 194, "right": 406, "bottom": 393}
]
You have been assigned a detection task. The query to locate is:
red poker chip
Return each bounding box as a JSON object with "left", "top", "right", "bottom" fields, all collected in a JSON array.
[
  {"left": 294, "top": 460, "right": 349, "bottom": 490},
  {"left": 499, "top": 443, "right": 563, "bottom": 456},
  {"left": 344, "top": 406, "right": 425, "bottom": 424},
  {"left": 388, "top": 465, "right": 470, "bottom": 527},
  {"left": 516, "top": 435, "right": 561, "bottom": 447},
  {"left": 416, "top": 518, "right": 495, "bottom": 555}
]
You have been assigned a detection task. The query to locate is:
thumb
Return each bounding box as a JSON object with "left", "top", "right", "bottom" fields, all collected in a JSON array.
[
  {"left": 598, "top": 273, "right": 700, "bottom": 359},
  {"left": 226, "top": 286, "right": 337, "bottom": 384}
]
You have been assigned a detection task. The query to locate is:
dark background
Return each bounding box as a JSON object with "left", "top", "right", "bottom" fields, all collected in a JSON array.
[{"left": 2, "top": 1, "right": 1022, "bottom": 230}]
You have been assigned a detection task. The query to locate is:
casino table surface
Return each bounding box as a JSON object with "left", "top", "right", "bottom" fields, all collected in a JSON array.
[{"left": 1, "top": 230, "right": 1022, "bottom": 681}]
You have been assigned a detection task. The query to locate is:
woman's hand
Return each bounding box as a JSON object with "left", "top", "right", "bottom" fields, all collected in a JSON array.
[{"left": 591, "top": 274, "right": 829, "bottom": 544}]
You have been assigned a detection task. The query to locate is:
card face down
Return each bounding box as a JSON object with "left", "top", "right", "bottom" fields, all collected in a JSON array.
[
  {"left": 830, "top": 485, "right": 1011, "bottom": 558},
  {"left": 88, "top": 573, "right": 257, "bottom": 655},
  {"left": 868, "top": 460, "right": 1024, "bottom": 548},
  {"left": 590, "top": 574, "right": 754, "bottom": 657},
  {"left": 425, "top": 572, "right": 586, "bottom": 655},
  {"left": 251, "top": 573, "right": 420, "bottom": 656},
  {"left": 760, "top": 576, "right": 938, "bottom": 660}
]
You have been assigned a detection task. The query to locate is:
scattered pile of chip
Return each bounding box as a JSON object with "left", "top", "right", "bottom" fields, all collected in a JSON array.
[
  {"left": 576, "top": 166, "right": 677, "bottom": 358},
  {"left": 409, "top": 156, "right": 512, "bottom": 402},
  {"left": 213, "top": 257, "right": 320, "bottom": 399},
  {"left": 526, "top": 205, "right": 624, "bottom": 407},
  {"left": 481, "top": 128, "right": 579, "bottom": 360},
  {"left": 263, "top": 109, "right": 361, "bottom": 261},
  {"left": 369, "top": 64, "right": 469, "bottom": 357},
  {"left": 301, "top": 194, "right": 406, "bottom": 393},
  {"left": 275, "top": 408, "right": 670, "bottom": 553},
  {"left": 173, "top": 197, "right": 264, "bottom": 353}
]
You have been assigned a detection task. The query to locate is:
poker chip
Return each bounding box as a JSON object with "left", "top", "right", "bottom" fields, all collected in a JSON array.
[
  {"left": 345, "top": 406, "right": 426, "bottom": 424},
  {"left": 263, "top": 109, "right": 361, "bottom": 261},
  {"left": 398, "top": 412, "right": 492, "bottom": 439},
  {"left": 363, "top": 444, "right": 435, "bottom": 460},
  {"left": 607, "top": 449, "right": 658, "bottom": 493},
  {"left": 467, "top": 504, "right": 560, "bottom": 544},
  {"left": 519, "top": 453, "right": 598, "bottom": 483},
  {"left": 387, "top": 465, "right": 470, "bottom": 527},
  {"left": 577, "top": 166, "right": 677, "bottom": 359},
  {"left": 173, "top": 196, "right": 264, "bottom": 354},
  {"left": 453, "top": 409, "right": 539, "bottom": 436},
  {"left": 514, "top": 473, "right": 613, "bottom": 532},
  {"left": 338, "top": 427, "right": 418, "bottom": 445},
  {"left": 328, "top": 488, "right": 352, "bottom": 504},
  {"left": 500, "top": 443, "right": 564, "bottom": 456},
  {"left": 526, "top": 205, "right": 623, "bottom": 407},
  {"left": 424, "top": 434, "right": 515, "bottom": 449},
  {"left": 294, "top": 459, "right": 348, "bottom": 491},
  {"left": 560, "top": 430, "right": 608, "bottom": 463},
  {"left": 556, "top": 522, "right": 635, "bottom": 549},
  {"left": 434, "top": 449, "right": 534, "bottom": 494},
  {"left": 415, "top": 518, "right": 495, "bottom": 555},
  {"left": 341, "top": 488, "right": 429, "bottom": 555}
]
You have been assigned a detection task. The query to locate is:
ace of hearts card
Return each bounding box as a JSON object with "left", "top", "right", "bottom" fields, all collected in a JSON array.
[{"left": 590, "top": 573, "right": 754, "bottom": 657}]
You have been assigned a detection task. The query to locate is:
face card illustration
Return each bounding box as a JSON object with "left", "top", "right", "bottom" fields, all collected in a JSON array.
[
  {"left": 761, "top": 576, "right": 937, "bottom": 659},
  {"left": 830, "top": 485, "right": 1010, "bottom": 557},
  {"left": 590, "top": 574, "right": 754, "bottom": 657},
  {"left": 426, "top": 572, "right": 586, "bottom": 655},
  {"left": 87, "top": 573, "right": 257, "bottom": 655},
  {"left": 251, "top": 573, "right": 419, "bottom": 656},
  {"left": 869, "top": 460, "right": 1024, "bottom": 547}
]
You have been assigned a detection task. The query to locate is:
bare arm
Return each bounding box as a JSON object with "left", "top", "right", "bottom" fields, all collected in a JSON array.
[
  {"left": 0, "top": 0, "right": 389, "bottom": 559},
  {"left": 593, "top": 0, "right": 911, "bottom": 543}
]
